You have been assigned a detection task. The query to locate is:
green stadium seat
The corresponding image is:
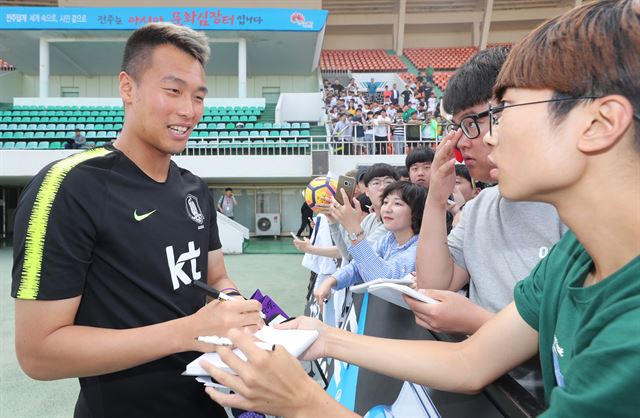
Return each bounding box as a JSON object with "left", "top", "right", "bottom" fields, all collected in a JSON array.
[
  {"left": 254, "top": 122, "right": 263, "bottom": 129},
  {"left": 0, "top": 124, "right": 6, "bottom": 130},
  {"left": 230, "top": 116, "right": 239, "bottom": 122},
  {"left": 221, "top": 116, "right": 231, "bottom": 122},
  {"left": 244, "top": 122, "right": 254, "bottom": 129},
  {"left": 49, "top": 141, "right": 62, "bottom": 149},
  {"left": 85, "top": 123, "right": 95, "bottom": 130},
  {"left": 28, "top": 124, "right": 38, "bottom": 130},
  {"left": 2, "top": 132, "right": 13, "bottom": 139},
  {"left": 258, "top": 130, "right": 269, "bottom": 137},
  {"left": 13, "top": 131, "right": 24, "bottom": 139},
  {"left": 219, "top": 131, "right": 229, "bottom": 137},
  {"left": 216, "top": 123, "right": 225, "bottom": 129},
  {"left": 290, "top": 130, "right": 301, "bottom": 137},
  {"left": 45, "top": 132, "right": 55, "bottom": 138},
  {"left": 34, "top": 132, "right": 45, "bottom": 139},
  {"left": 225, "top": 123, "right": 234, "bottom": 130},
  {"left": 24, "top": 132, "right": 35, "bottom": 139},
  {"left": 269, "top": 130, "right": 279, "bottom": 137},
  {"left": 263, "top": 122, "right": 272, "bottom": 129},
  {"left": 300, "top": 130, "right": 311, "bottom": 137},
  {"left": 7, "top": 123, "right": 17, "bottom": 130},
  {"left": 212, "top": 116, "right": 222, "bottom": 122},
  {"left": 3, "top": 141, "right": 15, "bottom": 149},
  {"left": 107, "top": 131, "right": 117, "bottom": 138},
  {"left": 280, "top": 130, "right": 290, "bottom": 137},
  {"left": 239, "top": 131, "right": 249, "bottom": 137},
  {"left": 86, "top": 131, "right": 97, "bottom": 139},
  {"left": 85, "top": 141, "right": 96, "bottom": 148},
  {"left": 54, "top": 131, "right": 66, "bottom": 138},
  {"left": 15, "top": 141, "right": 27, "bottom": 149},
  {"left": 207, "top": 131, "right": 217, "bottom": 138},
  {"left": 97, "top": 131, "right": 107, "bottom": 138},
  {"left": 249, "top": 130, "right": 259, "bottom": 137},
  {"left": 96, "top": 141, "right": 106, "bottom": 147},
  {"left": 197, "top": 123, "right": 206, "bottom": 129},
  {"left": 272, "top": 123, "right": 281, "bottom": 129},
  {"left": 17, "top": 123, "right": 27, "bottom": 130},
  {"left": 229, "top": 131, "right": 239, "bottom": 137},
  {"left": 37, "top": 141, "right": 49, "bottom": 149},
  {"left": 301, "top": 122, "right": 310, "bottom": 129},
  {"left": 113, "top": 123, "right": 123, "bottom": 130},
  {"left": 291, "top": 122, "right": 301, "bottom": 128}
]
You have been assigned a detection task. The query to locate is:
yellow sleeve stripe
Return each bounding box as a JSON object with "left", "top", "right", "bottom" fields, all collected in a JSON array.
[{"left": 17, "top": 147, "right": 113, "bottom": 300}]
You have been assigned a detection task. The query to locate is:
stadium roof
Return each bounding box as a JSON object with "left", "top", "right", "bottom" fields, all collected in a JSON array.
[{"left": 323, "top": 0, "right": 579, "bottom": 14}]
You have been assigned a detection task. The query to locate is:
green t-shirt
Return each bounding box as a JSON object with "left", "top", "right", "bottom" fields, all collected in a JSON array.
[{"left": 514, "top": 230, "right": 640, "bottom": 417}]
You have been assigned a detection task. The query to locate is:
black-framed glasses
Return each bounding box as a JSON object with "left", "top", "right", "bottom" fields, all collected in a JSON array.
[
  {"left": 444, "top": 109, "right": 491, "bottom": 140},
  {"left": 488, "top": 96, "right": 601, "bottom": 136}
]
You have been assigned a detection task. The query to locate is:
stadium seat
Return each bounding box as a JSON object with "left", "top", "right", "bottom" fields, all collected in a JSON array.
[
  {"left": 37, "top": 141, "right": 49, "bottom": 149},
  {"left": 49, "top": 141, "right": 62, "bottom": 149},
  {"left": 14, "top": 141, "right": 27, "bottom": 149},
  {"left": 3, "top": 141, "right": 15, "bottom": 149}
]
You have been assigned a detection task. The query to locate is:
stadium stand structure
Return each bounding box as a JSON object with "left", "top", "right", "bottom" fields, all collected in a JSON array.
[
  {"left": 404, "top": 46, "right": 478, "bottom": 70},
  {"left": 0, "top": 58, "right": 15, "bottom": 71},
  {"left": 0, "top": 103, "right": 321, "bottom": 155},
  {"left": 320, "top": 49, "right": 407, "bottom": 72}
]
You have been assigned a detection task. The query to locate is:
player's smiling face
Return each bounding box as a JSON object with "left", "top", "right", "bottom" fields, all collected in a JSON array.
[{"left": 125, "top": 44, "right": 207, "bottom": 156}]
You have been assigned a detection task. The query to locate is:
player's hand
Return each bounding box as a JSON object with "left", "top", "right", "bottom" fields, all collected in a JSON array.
[
  {"left": 188, "top": 299, "right": 264, "bottom": 352},
  {"left": 405, "top": 289, "right": 493, "bottom": 335},
  {"left": 292, "top": 237, "right": 313, "bottom": 253},
  {"left": 313, "top": 277, "right": 336, "bottom": 314},
  {"left": 201, "top": 328, "right": 325, "bottom": 417},
  {"left": 429, "top": 129, "right": 463, "bottom": 206}
]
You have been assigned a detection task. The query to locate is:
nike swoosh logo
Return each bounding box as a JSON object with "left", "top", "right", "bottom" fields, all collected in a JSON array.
[{"left": 134, "top": 209, "right": 157, "bottom": 221}]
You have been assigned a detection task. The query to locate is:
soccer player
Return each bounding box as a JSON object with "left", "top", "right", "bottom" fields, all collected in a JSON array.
[
  {"left": 11, "top": 23, "right": 263, "bottom": 418},
  {"left": 200, "top": 2, "right": 640, "bottom": 417}
]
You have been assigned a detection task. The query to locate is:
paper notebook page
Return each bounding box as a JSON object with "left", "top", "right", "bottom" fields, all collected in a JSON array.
[
  {"left": 368, "top": 282, "right": 438, "bottom": 310},
  {"left": 350, "top": 275, "right": 415, "bottom": 294},
  {"left": 183, "top": 327, "right": 318, "bottom": 376}
]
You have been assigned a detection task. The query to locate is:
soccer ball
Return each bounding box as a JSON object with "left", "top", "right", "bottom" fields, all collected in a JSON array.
[{"left": 304, "top": 176, "right": 337, "bottom": 210}]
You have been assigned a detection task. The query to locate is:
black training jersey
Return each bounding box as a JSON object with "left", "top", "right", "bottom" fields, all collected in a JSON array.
[{"left": 12, "top": 145, "right": 226, "bottom": 418}]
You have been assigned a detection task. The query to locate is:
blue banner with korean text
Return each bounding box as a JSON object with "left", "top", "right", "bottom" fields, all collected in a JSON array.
[{"left": 0, "top": 7, "right": 327, "bottom": 32}]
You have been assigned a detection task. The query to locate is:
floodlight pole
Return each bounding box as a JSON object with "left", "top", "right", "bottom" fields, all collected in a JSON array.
[
  {"left": 39, "top": 38, "right": 49, "bottom": 98},
  {"left": 238, "top": 37, "right": 247, "bottom": 98}
]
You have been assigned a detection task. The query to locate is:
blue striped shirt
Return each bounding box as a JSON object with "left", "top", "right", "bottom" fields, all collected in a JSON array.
[{"left": 334, "top": 232, "right": 419, "bottom": 290}]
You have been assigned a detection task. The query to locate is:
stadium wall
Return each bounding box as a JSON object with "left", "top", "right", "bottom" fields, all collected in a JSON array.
[
  {"left": 0, "top": 71, "right": 23, "bottom": 104},
  {"left": 16, "top": 74, "right": 319, "bottom": 98}
]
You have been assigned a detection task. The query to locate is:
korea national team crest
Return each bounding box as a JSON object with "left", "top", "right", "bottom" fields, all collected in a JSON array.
[{"left": 185, "top": 194, "right": 204, "bottom": 225}]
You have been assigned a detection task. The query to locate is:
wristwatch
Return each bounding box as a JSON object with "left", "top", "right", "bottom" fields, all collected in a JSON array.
[{"left": 348, "top": 229, "right": 365, "bottom": 242}]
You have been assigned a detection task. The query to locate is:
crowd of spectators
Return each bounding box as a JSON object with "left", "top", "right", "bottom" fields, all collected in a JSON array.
[{"left": 322, "top": 71, "right": 446, "bottom": 155}]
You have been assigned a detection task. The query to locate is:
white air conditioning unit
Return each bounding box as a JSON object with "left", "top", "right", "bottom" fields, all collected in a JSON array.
[{"left": 255, "top": 213, "right": 281, "bottom": 236}]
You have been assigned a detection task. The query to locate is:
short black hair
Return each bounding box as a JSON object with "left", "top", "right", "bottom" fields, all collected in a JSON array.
[
  {"left": 442, "top": 47, "right": 510, "bottom": 116},
  {"left": 395, "top": 166, "right": 409, "bottom": 178},
  {"left": 381, "top": 181, "right": 427, "bottom": 234},
  {"left": 225, "top": 187, "right": 233, "bottom": 192},
  {"left": 405, "top": 147, "right": 435, "bottom": 171},
  {"left": 454, "top": 164, "right": 472, "bottom": 184},
  {"left": 363, "top": 163, "right": 399, "bottom": 187},
  {"left": 121, "top": 22, "right": 210, "bottom": 83}
]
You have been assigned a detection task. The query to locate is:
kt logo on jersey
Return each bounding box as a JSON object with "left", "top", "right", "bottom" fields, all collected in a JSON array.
[{"left": 166, "top": 241, "right": 201, "bottom": 290}]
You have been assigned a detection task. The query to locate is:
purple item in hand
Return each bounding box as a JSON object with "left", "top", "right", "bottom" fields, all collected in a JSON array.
[{"left": 250, "top": 289, "right": 289, "bottom": 324}]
